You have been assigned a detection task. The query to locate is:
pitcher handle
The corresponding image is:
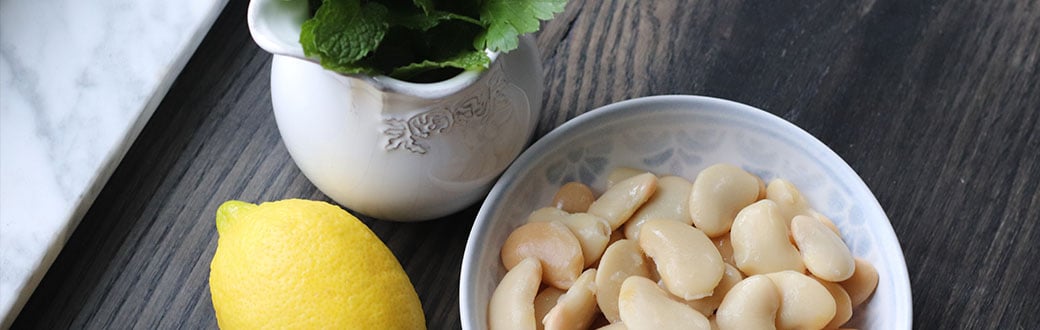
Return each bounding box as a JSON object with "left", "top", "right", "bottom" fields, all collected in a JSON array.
[{"left": 247, "top": 0, "right": 314, "bottom": 62}]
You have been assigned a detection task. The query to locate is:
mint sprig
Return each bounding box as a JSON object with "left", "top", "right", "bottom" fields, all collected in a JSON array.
[
  {"left": 299, "top": 0, "right": 566, "bottom": 81},
  {"left": 300, "top": 0, "right": 389, "bottom": 75},
  {"left": 390, "top": 49, "right": 490, "bottom": 80},
  {"left": 476, "top": 0, "right": 567, "bottom": 53}
]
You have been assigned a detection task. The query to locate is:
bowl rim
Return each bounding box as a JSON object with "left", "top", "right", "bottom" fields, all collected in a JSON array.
[{"left": 459, "top": 94, "right": 912, "bottom": 329}]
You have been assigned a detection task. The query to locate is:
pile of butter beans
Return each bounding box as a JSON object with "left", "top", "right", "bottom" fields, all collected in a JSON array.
[{"left": 488, "top": 164, "right": 879, "bottom": 330}]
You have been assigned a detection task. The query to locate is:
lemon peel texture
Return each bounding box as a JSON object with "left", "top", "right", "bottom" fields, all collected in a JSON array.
[{"left": 209, "top": 199, "right": 426, "bottom": 329}]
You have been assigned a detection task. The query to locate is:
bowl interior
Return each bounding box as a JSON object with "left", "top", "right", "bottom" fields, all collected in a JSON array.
[{"left": 461, "top": 95, "right": 911, "bottom": 329}]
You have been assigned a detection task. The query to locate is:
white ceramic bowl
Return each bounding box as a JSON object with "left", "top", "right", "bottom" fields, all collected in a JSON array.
[{"left": 460, "top": 95, "right": 911, "bottom": 329}]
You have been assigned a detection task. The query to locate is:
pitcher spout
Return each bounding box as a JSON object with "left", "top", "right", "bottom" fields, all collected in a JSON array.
[{"left": 247, "top": 0, "right": 313, "bottom": 62}]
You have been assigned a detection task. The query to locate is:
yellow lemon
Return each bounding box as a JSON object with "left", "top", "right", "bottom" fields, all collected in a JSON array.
[{"left": 209, "top": 199, "right": 426, "bottom": 329}]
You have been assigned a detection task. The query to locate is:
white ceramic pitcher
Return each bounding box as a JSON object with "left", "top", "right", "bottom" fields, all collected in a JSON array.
[{"left": 247, "top": 0, "right": 543, "bottom": 221}]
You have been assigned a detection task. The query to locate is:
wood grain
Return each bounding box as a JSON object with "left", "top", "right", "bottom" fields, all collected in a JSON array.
[{"left": 13, "top": 0, "right": 1040, "bottom": 328}]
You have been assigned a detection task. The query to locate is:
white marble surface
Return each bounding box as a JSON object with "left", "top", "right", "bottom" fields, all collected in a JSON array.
[{"left": 0, "top": 0, "right": 229, "bottom": 325}]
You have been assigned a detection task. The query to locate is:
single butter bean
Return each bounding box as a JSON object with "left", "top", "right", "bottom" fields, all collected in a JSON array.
[
  {"left": 528, "top": 207, "right": 570, "bottom": 223},
  {"left": 501, "top": 221, "right": 584, "bottom": 289},
  {"left": 690, "top": 164, "right": 763, "bottom": 237},
  {"left": 588, "top": 172, "right": 658, "bottom": 230},
  {"left": 618, "top": 276, "right": 711, "bottom": 330},
  {"left": 533, "top": 287, "right": 565, "bottom": 330},
  {"left": 716, "top": 275, "right": 780, "bottom": 330},
  {"left": 792, "top": 215, "right": 855, "bottom": 282},
  {"left": 607, "top": 167, "right": 646, "bottom": 188},
  {"left": 553, "top": 182, "right": 596, "bottom": 213},
  {"left": 731, "top": 200, "right": 805, "bottom": 275},
  {"left": 595, "top": 239, "right": 652, "bottom": 323},
  {"left": 766, "top": 271, "right": 837, "bottom": 330},
  {"left": 814, "top": 276, "right": 853, "bottom": 329},
  {"left": 489, "top": 258, "right": 543, "bottom": 330},
  {"left": 528, "top": 208, "right": 612, "bottom": 267},
  {"left": 543, "top": 269, "right": 599, "bottom": 330},
  {"left": 639, "top": 219, "right": 724, "bottom": 300},
  {"left": 840, "top": 258, "right": 879, "bottom": 307}
]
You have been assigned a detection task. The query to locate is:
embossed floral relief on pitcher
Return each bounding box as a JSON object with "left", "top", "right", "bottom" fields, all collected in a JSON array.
[{"left": 380, "top": 65, "right": 532, "bottom": 187}]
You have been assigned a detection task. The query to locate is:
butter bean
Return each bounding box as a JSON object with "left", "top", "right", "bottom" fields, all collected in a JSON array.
[
  {"left": 533, "top": 287, "right": 565, "bottom": 330},
  {"left": 811, "top": 211, "right": 842, "bottom": 236},
  {"left": 731, "top": 200, "right": 805, "bottom": 275},
  {"left": 690, "top": 164, "right": 763, "bottom": 237},
  {"left": 766, "top": 178, "right": 810, "bottom": 226},
  {"left": 528, "top": 207, "right": 570, "bottom": 223},
  {"left": 639, "top": 219, "right": 724, "bottom": 300},
  {"left": 588, "top": 172, "right": 658, "bottom": 230},
  {"left": 766, "top": 271, "right": 836, "bottom": 330},
  {"left": 792, "top": 215, "right": 855, "bottom": 282},
  {"left": 553, "top": 182, "right": 596, "bottom": 213},
  {"left": 607, "top": 167, "right": 646, "bottom": 188},
  {"left": 684, "top": 264, "right": 744, "bottom": 316},
  {"left": 492, "top": 166, "right": 877, "bottom": 329},
  {"left": 813, "top": 276, "right": 853, "bottom": 329},
  {"left": 618, "top": 276, "right": 711, "bottom": 330},
  {"left": 489, "top": 258, "right": 542, "bottom": 330},
  {"left": 766, "top": 178, "right": 841, "bottom": 235},
  {"left": 715, "top": 275, "right": 780, "bottom": 330},
  {"left": 840, "top": 258, "right": 879, "bottom": 307},
  {"left": 623, "top": 176, "right": 694, "bottom": 241},
  {"left": 501, "top": 221, "right": 584, "bottom": 289},
  {"left": 594, "top": 239, "right": 652, "bottom": 323},
  {"left": 565, "top": 214, "right": 612, "bottom": 267},
  {"left": 544, "top": 269, "right": 599, "bottom": 330},
  {"left": 712, "top": 234, "right": 735, "bottom": 266},
  {"left": 528, "top": 208, "right": 612, "bottom": 267}
]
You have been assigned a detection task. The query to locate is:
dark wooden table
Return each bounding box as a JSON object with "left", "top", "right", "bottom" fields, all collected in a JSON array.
[{"left": 13, "top": 0, "right": 1040, "bottom": 328}]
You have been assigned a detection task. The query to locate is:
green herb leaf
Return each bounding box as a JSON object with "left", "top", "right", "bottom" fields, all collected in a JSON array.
[
  {"left": 476, "top": 0, "right": 566, "bottom": 52},
  {"left": 390, "top": 10, "right": 482, "bottom": 31},
  {"left": 389, "top": 12, "right": 443, "bottom": 31},
  {"left": 300, "top": 0, "right": 390, "bottom": 71},
  {"left": 390, "top": 49, "right": 490, "bottom": 79},
  {"left": 442, "top": 12, "right": 483, "bottom": 26}
]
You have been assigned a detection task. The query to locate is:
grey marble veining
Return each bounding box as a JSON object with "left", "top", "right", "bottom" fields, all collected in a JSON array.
[{"left": 0, "top": 0, "right": 229, "bottom": 325}]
